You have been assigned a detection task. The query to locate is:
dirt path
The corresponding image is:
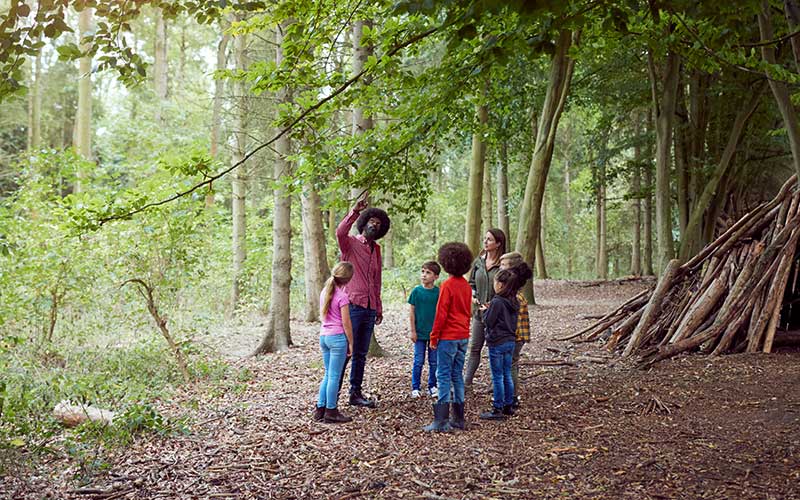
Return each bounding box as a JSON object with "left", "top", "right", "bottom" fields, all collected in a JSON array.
[{"left": 5, "top": 280, "right": 800, "bottom": 499}]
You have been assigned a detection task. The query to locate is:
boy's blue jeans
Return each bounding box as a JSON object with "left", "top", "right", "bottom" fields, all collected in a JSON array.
[
  {"left": 412, "top": 340, "right": 437, "bottom": 391},
  {"left": 317, "top": 334, "right": 348, "bottom": 409},
  {"left": 488, "top": 341, "right": 516, "bottom": 409},
  {"left": 435, "top": 339, "right": 468, "bottom": 404}
]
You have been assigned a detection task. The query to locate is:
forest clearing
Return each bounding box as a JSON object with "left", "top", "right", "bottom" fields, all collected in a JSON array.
[
  {"left": 3, "top": 280, "right": 799, "bottom": 499},
  {"left": 4, "top": 1, "right": 800, "bottom": 499}
]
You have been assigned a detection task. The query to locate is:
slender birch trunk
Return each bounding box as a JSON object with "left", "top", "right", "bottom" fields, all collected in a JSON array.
[
  {"left": 73, "top": 7, "right": 93, "bottom": 193},
  {"left": 208, "top": 28, "right": 230, "bottom": 207},
  {"left": 254, "top": 24, "right": 293, "bottom": 354},
  {"left": 230, "top": 29, "right": 247, "bottom": 313}
]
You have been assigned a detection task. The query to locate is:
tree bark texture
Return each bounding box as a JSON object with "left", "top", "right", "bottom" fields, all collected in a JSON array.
[
  {"left": 27, "top": 40, "right": 42, "bottom": 152},
  {"left": 643, "top": 112, "right": 655, "bottom": 275},
  {"left": 596, "top": 159, "right": 607, "bottom": 279}
]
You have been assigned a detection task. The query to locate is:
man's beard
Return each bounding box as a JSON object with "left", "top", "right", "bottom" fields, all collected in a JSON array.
[{"left": 364, "top": 227, "right": 379, "bottom": 240}]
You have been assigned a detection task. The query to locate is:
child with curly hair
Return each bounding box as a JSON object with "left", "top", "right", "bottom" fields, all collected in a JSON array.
[{"left": 423, "top": 242, "right": 473, "bottom": 433}]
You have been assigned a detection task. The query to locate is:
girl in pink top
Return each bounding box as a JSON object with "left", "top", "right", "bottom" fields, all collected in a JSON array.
[{"left": 314, "top": 262, "right": 355, "bottom": 424}]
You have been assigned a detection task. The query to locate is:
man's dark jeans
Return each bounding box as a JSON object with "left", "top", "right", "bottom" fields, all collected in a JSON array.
[{"left": 338, "top": 304, "right": 376, "bottom": 395}]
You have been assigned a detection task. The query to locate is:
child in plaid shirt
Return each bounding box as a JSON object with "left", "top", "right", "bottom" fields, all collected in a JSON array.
[{"left": 500, "top": 252, "right": 531, "bottom": 409}]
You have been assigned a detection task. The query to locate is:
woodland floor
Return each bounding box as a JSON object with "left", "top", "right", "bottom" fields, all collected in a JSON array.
[{"left": 3, "top": 279, "right": 800, "bottom": 499}]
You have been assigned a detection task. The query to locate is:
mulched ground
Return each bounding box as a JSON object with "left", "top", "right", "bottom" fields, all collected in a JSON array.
[{"left": 3, "top": 279, "right": 799, "bottom": 499}]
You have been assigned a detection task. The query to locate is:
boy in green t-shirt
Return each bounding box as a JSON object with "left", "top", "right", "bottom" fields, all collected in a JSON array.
[{"left": 408, "top": 261, "right": 441, "bottom": 398}]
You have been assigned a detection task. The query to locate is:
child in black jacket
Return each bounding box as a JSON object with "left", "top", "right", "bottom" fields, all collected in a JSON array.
[{"left": 479, "top": 265, "right": 532, "bottom": 420}]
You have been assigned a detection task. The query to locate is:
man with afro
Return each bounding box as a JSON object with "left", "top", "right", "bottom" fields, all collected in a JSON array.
[{"left": 336, "top": 192, "right": 391, "bottom": 408}]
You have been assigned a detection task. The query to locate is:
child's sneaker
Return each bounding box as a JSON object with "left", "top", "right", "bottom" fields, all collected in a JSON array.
[
  {"left": 428, "top": 387, "right": 438, "bottom": 398},
  {"left": 410, "top": 389, "right": 421, "bottom": 398}
]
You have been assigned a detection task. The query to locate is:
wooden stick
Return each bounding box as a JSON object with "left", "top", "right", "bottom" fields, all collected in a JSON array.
[
  {"left": 558, "top": 289, "right": 650, "bottom": 341},
  {"left": 624, "top": 259, "right": 682, "bottom": 357}
]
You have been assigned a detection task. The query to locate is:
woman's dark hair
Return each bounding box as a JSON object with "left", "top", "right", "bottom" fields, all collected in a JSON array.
[
  {"left": 482, "top": 228, "right": 507, "bottom": 258},
  {"left": 494, "top": 269, "right": 518, "bottom": 299},
  {"left": 438, "top": 242, "right": 473, "bottom": 276},
  {"left": 356, "top": 208, "right": 391, "bottom": 240}
]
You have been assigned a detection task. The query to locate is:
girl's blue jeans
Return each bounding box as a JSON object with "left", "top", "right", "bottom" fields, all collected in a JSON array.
[
  {"left": 488, "top": 341, "right": 516, "bottom": 409},
  {"left": 411, "top": 340, "right": 437, "bottom": 391},
  {"left": 435, "top": 339, "right": 468, "bottom": 404},
  {"left": 317, "top": 334, "right": 348, "bottom": 409}
]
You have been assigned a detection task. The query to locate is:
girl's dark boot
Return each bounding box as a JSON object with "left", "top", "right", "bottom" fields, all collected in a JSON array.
[
  {"left": 323, "top": 408, "right": 352, "bottom": 423},
  {"left": 313, "top": 405, "right": 325, "bottom": 422},
  {"left": 423, "top": 403, "right": 453, "bottom": 432},
  {"left": 449, "top": 402, "right": 466, "bottom": 430}
]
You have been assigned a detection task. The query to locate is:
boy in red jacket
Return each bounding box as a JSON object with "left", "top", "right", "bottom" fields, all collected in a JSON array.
[{"left": 424, "top": 242, "right": 473, "bottom": 432}]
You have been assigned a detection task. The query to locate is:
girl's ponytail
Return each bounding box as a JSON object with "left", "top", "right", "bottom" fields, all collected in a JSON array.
[{"left": 321, "top": 262, "right": 354, "bottom": 317}]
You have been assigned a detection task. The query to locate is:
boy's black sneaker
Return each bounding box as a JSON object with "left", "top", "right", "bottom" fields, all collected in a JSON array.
[
  {"left": 502, "top": 405, "right": 515, "bottom": 416},
  {"left": 512, "top": 396, "right": 521, "bottom": 409}
]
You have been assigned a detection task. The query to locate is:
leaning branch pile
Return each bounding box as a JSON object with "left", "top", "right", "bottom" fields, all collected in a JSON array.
[{"left": 568, "top": 175, "right": 800, "bottom": 366}]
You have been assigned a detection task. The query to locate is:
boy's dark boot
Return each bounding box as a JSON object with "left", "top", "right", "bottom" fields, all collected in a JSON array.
[
  {"left": 313, "top": 405, "right": 325, "bottom": 422},
  {"left": 479, "top": 407, "right": 507, "bottom": 420},
  {"left": 323, "top": 408, "right": 352, "bottom": 423},
  {"left": 502, "top": 405, "right": 515, "bottom": 416},
  {"left": 449, "top": 402, "right": 466, "bottom": 430},
  {"left": 423, "top": 403, "right": 453, "bottom": 433}
]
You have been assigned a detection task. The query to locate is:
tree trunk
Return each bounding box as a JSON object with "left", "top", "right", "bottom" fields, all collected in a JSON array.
[
  {"left": 301, "top": 187, "right": 329, "bottom": 322},
  {"left": 73, "top": 7, "right": 93, "bottom": 193},
  {"left": 254, "top": 24, "right": 293, "bottom": 355},
  {"left": 647, "top": 48, "right": 680, "bottom": 273},
  {"left": 675, "top": 83, "right": 690, "bottom": 238},
  {"left": 678, "top": 82, "right": 766, "bottom": 260},
  {"left": 759, "top": 1, "right": 800, "bottom": 180},
  {"left": 596, "top": 159, "right": 608, "bottom": 279},
  {"left": 482, "top": 152, "right": 493, "bottom": 231},
  {"left": 154, "top": 7, "right": 168, "bottom": 123},
  {"left": 497, "top": 142, "right": 510, "bottom": 241},
  {"left": 564, "top": 159, "right": 573, "bottom": 276},
  {"left": 465, "top": 101, "right": 488, "bottom": 256},
  {"left": 208, "top": 29, "right": 230, "bottom": 207},
  {"left": 784, "top": 0, "right": 800, "bottom": 71},
  {"left": 630, "top": 160, "right": 642, "bottom": 277},
  {"left": 230, "top": 30, "right": 247, "bottom": 313},
  {"left": 27, "top": 38, "right": 42, "bottom": 152},
  {"left": 643, "top": 111, "right": 655, "bottom": 276},
  {"left": 515, "top": 29, "right": 577, "bottom": 301}
]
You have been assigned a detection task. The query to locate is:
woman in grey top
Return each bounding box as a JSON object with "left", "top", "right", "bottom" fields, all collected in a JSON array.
[{"left": 464, "top": 228, "right": 506, "bottom": 387}]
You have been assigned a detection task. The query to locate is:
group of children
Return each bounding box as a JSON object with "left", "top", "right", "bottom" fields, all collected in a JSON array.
[
  {"left": 409, "top": 243, "right": 532, "bottom": 432},
  {"left": 313, "top": 241, "right": 532, "bottom": 432}
]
